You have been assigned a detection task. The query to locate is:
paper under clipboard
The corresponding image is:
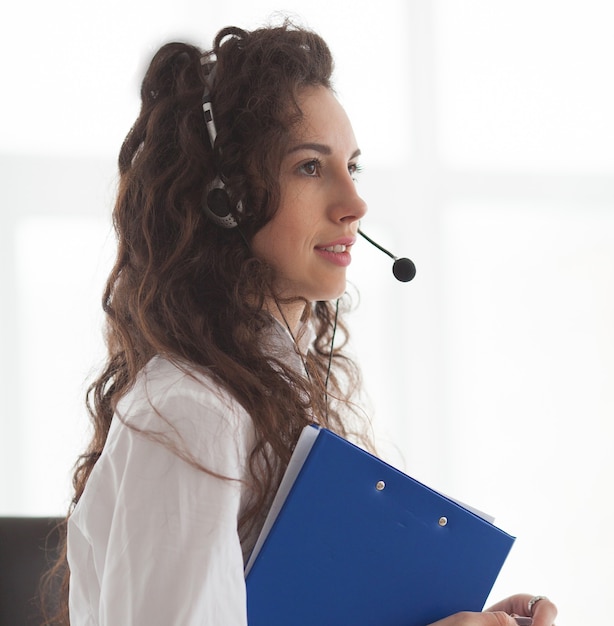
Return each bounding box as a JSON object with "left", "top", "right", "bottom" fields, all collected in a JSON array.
[{"left": 245, "top": 425, "right": 515, "bottom": 626}]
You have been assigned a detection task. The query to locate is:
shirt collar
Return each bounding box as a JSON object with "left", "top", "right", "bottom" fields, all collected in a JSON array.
[{"left": 261, "top": 315, "right": 315, "bottom": 377}]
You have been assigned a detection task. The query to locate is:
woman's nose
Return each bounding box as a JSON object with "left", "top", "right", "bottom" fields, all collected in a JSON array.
[{"left": 330, "top": 176, "right": 368, "bottom": 224}]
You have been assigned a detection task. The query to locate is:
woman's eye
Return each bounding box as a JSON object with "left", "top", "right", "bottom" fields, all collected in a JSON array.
[
  {"left": 348, "top": 162, "right": 363, "bottom": 180},
  {"left": 299, "top": 159, "right": 321, "bottom": 176}
]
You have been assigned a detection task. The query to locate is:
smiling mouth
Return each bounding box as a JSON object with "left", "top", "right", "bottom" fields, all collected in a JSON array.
[{"left": 319, "top": 244, "right": 348, "bottom": 253}]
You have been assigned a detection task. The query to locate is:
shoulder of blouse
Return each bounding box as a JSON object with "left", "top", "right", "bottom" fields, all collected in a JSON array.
[
  {"left": 107, "top": 355, "right": 255, "bottom": 473},
  {"left": 117, "top": 355, "right": 241, "bottom": 419}
]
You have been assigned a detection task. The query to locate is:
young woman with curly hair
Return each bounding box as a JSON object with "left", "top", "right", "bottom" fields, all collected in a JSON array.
[{"left": 45, "top": 20, "right": 557, "bottom": 626}]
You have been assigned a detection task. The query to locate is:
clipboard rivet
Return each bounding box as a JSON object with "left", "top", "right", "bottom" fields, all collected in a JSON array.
[
  {"left": 376, "top": 480, "right": 386, "bottom": 491},
  {"left": 438, "top": 516, "right": 448, "bottom": 527}
]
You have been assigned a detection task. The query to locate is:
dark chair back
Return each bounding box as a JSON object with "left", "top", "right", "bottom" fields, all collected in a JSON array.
[{"left": 0, "top": 517, "right": 63, "bottom": 626}]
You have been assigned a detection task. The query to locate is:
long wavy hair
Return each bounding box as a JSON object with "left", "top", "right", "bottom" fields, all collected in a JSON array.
[{"left": 42, "top": 21, "right": 368, "bottom": 624}]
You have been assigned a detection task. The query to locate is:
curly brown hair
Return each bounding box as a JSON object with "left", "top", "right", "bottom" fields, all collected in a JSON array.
[{"left": 42, "top": 21, "right": 368, "bottom": 625}]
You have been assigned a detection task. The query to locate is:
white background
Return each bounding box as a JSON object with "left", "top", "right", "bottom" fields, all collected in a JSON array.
[{"left": 2, "top": 2, "right": 613, "bottom": 624}]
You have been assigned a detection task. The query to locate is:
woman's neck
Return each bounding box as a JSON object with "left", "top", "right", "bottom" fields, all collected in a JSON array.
[{"left": 267, "top": 299, "right": 308, "bottom": 336}]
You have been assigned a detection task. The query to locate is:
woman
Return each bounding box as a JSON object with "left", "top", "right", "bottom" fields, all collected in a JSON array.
[{"left": 52, "top": 21, "right": 556, "bottom": 626}]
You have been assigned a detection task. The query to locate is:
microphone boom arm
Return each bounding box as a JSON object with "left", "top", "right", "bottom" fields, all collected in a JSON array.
[
  {"left": 358, "top": 229, "right": 396, "bottom": 260},
  {"left": 358, "top": 228, "right": 416, "bottom": 283}
]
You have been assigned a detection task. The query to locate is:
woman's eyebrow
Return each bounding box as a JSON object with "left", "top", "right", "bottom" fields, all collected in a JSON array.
[
  {"left": 287, "top": 142, "right": 361, "bottom": 160},
  {"left": 287, "top": 142, "right": 332, "bottom": 155}
]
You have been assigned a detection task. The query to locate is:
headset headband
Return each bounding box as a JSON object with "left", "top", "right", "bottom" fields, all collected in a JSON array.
[{"left": 200, "top": 57, "right": 241, "bottom": 229}]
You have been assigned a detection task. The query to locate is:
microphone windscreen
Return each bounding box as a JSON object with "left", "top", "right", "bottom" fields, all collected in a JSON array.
[{"left": 392, "top": 258, "right": 416, "bottom": 282}]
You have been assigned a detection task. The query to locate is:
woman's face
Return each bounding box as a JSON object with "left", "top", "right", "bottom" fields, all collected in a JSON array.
[{"left": 251, "top": 85, "right": 367, "bottom": 322}]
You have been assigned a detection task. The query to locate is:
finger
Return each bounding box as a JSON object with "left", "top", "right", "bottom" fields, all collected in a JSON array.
[
  {"left": 491, "top": 611, "right": 520, "bottom": 625},
  {"left": 531, "top": 598, "right": 558, "bottom": 626},
  {"left": 477, "top": 611, "right": 522, "bottom": 625}
]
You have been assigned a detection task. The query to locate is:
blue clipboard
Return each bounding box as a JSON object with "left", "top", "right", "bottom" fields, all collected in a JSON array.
[{"left": 245, "top": 426, "right": 515, "bottom": 626}]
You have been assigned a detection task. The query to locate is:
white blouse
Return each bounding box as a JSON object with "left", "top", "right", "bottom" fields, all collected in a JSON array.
[{"left": 68, "top": 321, "right": 310, "bottom": 625}]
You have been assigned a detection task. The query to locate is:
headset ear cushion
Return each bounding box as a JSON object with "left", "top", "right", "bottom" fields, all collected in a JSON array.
[
  {"left": 203, "top": 182, "right": 239, "bottom": 229},
  {"left": 208, "top": 187, "right": 232, "bottom": 218}
]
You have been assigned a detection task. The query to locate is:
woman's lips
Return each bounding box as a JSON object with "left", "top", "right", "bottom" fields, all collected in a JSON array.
[{"left": 314, "top": 238, "right": 355, "bottom": 267}]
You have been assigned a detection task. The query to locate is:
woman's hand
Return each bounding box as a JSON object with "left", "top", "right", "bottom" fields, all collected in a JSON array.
[
  {"left": 487, "top": 594, "right": 557, "bottom": 626},
  {"left": 427, "top": 594, "right": 557, "bottom": 626}
]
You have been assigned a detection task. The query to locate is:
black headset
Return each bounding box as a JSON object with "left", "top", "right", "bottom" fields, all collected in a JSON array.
[{"left": 201, "top": 61, "right": 243, "bottom": 229}]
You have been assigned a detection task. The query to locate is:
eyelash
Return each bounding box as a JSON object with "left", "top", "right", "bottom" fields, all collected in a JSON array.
[
  {"left": 298, "top": 159, "right": 363, "bottom": 180},
  {"left": 349, "top": 162, "right": 363, "bottom": 180}
]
